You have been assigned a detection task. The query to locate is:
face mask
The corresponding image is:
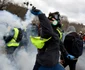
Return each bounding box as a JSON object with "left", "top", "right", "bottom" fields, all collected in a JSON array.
[{"left": 52, "top": 20, "right": 58, "bottom": 26}]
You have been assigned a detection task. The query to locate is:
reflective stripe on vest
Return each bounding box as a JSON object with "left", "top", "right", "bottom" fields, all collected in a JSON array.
[
  {"left": 7, "top": 28, "right": 19, "bottom": 47},
  {"left": 13, "top": 28, "right": 19, "bottom": 40},
  {"left": 30, "top": 36, "right": 51, "bottom": 49},
  {"left": 56, "top": 28, "right": 63, "bottom": 40},
  {"left": 7, "top": 39, "right": 19, "bottom": 47}
]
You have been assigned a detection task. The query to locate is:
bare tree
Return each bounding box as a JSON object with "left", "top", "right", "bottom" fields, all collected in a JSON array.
[{"left": 0, "top": 0, "right": 10, "bottom": 10}]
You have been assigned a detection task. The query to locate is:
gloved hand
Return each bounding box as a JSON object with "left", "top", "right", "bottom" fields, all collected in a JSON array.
[
  {"left": 66, "top": 54, "right": 75, "bottom": 60},
  {"left": 30, "top": 6, "right": 42, "bottom": 15}
]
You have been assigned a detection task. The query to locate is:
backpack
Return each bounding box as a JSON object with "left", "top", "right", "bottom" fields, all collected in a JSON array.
[{"left": 64, "top": 32, "right": 83, "bottom": 58}]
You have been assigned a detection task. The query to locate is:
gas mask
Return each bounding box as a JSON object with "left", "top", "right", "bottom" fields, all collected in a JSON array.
[
  {"left": 48, "top": 12, "right": 62, "bottom": 28},
  {"left": 52, "top": 20, "right": 58, "bottom": 26},
  {"left": 48, "top": 12, "right": 60, "bottom": 20}
]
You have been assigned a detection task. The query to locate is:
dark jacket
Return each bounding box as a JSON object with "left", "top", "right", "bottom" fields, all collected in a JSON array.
[
  {"left": 36, "top": 14, "right": 60, "bottom": 67},
  {"left": 61, "top": 26, "right": 80, "bottom": 59},
  {"left": 3, "top": 28, "right": 23, "bottom": 45},
  {"left": 53, "top": 26, "right": 68, "bottom": 60}
]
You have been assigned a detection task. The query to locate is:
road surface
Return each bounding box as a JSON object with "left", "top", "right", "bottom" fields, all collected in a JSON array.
[{"left": 66, "top": 48, "right": 85, "bottom": 70}]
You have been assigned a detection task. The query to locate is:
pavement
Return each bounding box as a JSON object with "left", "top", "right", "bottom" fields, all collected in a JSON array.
[{"left": 66, "top": 48, "right": 85, "bottom": 70}]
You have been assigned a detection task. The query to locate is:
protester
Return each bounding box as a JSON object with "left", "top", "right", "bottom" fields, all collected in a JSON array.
[
  {"left": 3, "top": 27, "right": 23, "bottom": 55},
  {"left": 60, "top": 26, "right": 83, "bottom": 70},
  {"left": 48, "top": 11, "right": 76, "bottom": 66},
  {"left": 78, "top": 31, "right": 83, "bottom": 39},
  {"left": 83, "top": 33, "right": 85, "bottom": 43},
  {"left": 30, "top": 7, "right": 75, "bottom": 70}
]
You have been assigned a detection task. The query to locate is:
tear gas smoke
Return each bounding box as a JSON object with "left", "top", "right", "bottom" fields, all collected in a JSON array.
[{"left": 0, "top": 5, "right": 37, "bottom": 70}]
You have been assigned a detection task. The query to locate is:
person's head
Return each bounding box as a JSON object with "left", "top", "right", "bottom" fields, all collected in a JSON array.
[
  {"left": 79, "top": 31, "right": 82, "bottom": 34},
  {"left": 48, "top": 12, "right": 62, "bottom": 29},
  {"left": 66, "top": 26, "right": 76, "bottom": 33},
  {"left": 32, "top": 16, "right": 40, "bottom": 26}
]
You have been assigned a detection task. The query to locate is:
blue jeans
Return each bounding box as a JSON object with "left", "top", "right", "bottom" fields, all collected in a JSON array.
[{"left": 39, "top": 63, "right": 65, "bottom": 70}]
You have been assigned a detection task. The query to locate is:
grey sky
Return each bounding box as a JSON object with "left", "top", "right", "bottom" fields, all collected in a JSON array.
[{"left": 13, "top": 0, "right": 85, "bottom": 25}]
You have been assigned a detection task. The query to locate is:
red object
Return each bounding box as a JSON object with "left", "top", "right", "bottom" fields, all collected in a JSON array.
[{"left": 83, "top": 35, "right": 85, "bottom": 41}]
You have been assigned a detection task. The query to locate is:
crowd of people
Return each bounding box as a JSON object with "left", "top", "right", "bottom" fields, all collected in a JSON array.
[{"left": 2, "top": 6, "right": 83, "bottom": 70}]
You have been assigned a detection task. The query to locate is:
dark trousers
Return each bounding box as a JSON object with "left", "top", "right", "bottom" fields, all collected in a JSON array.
[
  {"left": 39, "top": 63, "right": 65, "bottom": 70},
  {"left": 33, "top": 61, "right": 65, "bottom": 70},
  {"left": 62, "top": 58, "right": 78, "bottom": 70}
]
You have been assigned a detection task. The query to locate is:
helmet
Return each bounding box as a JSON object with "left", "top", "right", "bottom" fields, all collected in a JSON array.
[
  {"left": 48, "top": 12, "right": 60, "bottom": 20},
  {"left": 48, "top": 12, "right": 61, "bottom": 28}
]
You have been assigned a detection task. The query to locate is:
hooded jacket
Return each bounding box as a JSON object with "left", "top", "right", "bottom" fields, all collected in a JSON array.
[
  {"left": 66, "top": 26, "right": 76, "bottom": 34},
  {"left": 35, "top": 13, "right": 61, "bottom": 67},
  {"left": 63, "top": 26, "right": 81, "bottom": 58}
]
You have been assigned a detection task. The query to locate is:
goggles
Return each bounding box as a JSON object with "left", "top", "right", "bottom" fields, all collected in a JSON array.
[
  {"left": 48, "top": 14, "right": 60, "bottom": 21},
  {"left": 54, "top": 14, "right": 59, "bottom": 19}
]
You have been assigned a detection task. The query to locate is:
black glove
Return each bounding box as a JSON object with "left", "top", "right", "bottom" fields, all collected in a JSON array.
[
  {"left": 30, "top": 6, "right": 42, "bottom": 15},
  {"left": 3, "top": 36, "right": 6, "bottom": 40}
]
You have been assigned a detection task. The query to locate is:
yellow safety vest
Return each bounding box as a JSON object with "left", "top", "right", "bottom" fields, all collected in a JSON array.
[
  {"left": 30, "top": 36, "right": 51, "bottom": 49},
  {"left": 7, "top": 28, "right": 19, "bottom": 47},
  {"left": 56, "top": 28, "right": 63, "bottom": 40}
]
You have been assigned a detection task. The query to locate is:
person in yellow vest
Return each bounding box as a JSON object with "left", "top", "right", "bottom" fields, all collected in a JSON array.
[
  {"left": 48, "top": 11, "right": 74, "bottom": 53},
  {"left": 48, "top": 12, "right": 63, "bottom": 39},
  {"left": 30, "top": 7, "right": 65, "bottom": 70},
  {"left": 3, "top": 27, "right": 23, "bottom": 54},
  {"left": 48, "top": 12, "right": 77, "bottom": 68},
  {"left": 30, "top": 6, "right": 75, "bottom": 70}
]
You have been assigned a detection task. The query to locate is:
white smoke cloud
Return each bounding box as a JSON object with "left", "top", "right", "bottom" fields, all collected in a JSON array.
[
  {"left": 15, "top": 48, "right": 37, "bottom": 70},
  {"left": 0, "top": 10, "right": 22, "bottom": 28},
  {"left": 0, "top": 54, "right": 17, "bottom": 70},
  {"left": 21, "top": 9, "right": 35, "bottom": 30},
  {"left": 0, "top": 7, "right": 37, "bottom": 70}
]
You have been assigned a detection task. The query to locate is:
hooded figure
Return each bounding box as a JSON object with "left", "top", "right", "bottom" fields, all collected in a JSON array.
[
  {"left": 62, "top": 26, "right": 76, "bottom": 42},
  {"left": 66, "top": 26, "right": 76, "bottom": 34},
  {"left": 60, "top": 26, "right": 82, "bottom": 70}
]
